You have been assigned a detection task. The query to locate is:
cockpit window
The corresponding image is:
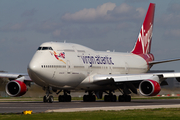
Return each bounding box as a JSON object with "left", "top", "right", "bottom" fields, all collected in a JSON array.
[
  {"left": 42, "top": 47, "right": 49, "bottom": 50},
  {"left": 49, "top": 47, "right": 53, "bottom": 50},
  {"left": 37, "top": 47, "right": 42, "bottom": 50},
  {"left": 37, "top": 47, "right": 53, "bottom": 50}
]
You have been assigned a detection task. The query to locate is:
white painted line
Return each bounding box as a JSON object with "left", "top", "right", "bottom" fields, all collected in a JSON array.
[{"left": 46, "top": 104, "right": 180, "bottom": 112}]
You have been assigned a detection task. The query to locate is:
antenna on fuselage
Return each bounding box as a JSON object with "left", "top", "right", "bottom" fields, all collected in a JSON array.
[{"left": 64, "top": 40, "right": 66, "bottom": 43}]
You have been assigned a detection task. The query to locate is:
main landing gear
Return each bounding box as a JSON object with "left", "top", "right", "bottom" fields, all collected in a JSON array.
[
  {"left": 82, "top": 91, "right": 131, "bottom": 102},
  {"left": 118, "top": 95, "right": 131, "bottom": 102},
  {"left": 104, "top": 94, "right": 131, "bottom": 102},
  {"left": 104, "top": 94, "right": 117, "bottom": 102},
  {"left": 42, "top": 87, "right": 131, "bottom": 103},
  {"left": 83, "top": 91, "right": 96, "bottom": 102},
  {"left": 58, "top": 90, "right": 71, "bottom": 102},
  {"left": 103, "top": 91, "right": 131, "bottom": 102}
]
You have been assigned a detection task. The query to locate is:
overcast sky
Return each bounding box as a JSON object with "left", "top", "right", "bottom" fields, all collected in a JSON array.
[{"left": 1, "top": 0, "right": 180, "bottom": 73}]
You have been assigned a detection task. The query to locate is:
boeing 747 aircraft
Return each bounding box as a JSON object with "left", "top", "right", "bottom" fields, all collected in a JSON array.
[{"left": 1, "top": 3, "right": 180, "bottom": 103}]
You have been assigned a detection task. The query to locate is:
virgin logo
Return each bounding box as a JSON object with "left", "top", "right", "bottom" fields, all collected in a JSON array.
[{"left": 138, "top": 24, "right": 153, "bottom": 54}]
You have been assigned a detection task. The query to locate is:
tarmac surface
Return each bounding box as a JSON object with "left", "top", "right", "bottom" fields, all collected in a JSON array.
[{"left": 0, "top": 99, "right": 180, "bottom": 113}]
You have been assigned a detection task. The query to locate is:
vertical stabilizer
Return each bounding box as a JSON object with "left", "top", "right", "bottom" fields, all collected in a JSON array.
[{"left": 131, "top": 3, "right": 155, "bottom": 55}]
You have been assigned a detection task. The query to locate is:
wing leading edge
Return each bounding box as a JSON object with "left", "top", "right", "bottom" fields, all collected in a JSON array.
[
  {"left": 0, "top": 73, "right": 31, "bottom": 82},
  {"left": 93, "top": 72, "right": 180, "bottom": 85}
]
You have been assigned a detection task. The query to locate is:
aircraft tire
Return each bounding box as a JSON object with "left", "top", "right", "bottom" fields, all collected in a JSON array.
[
  {"left": 49, "top": 96, "right": 54, "bottom": 103},
  {"left": 83, "top": 95, "right": 88, "bottom": 102},
  {"left": 58, "top": 95, "right": 64, "bottom": 102},
  {"left": 83, "top": 95, "right": 96, "bottom": 102},
  {"left": 43, "top": 96, "right": 48, "bottom": 103},
  {"left": 118, "top": 95, "right": 131, "bottom": 102},
  {"left": 112, "top": 95, "right": 117, "bottom": 102},
  {"left": 66, "top": 95, "right": 71, "bottom": 102},
  {"left": 58, "top": 95, "right": 71, "bottom": 102},
  {"left": 125, "top": 95, "right": 131, "bottom": 102},
  {"left": 118, "top": 95, "right": 125, "bottom": 102},
  {"left": 92, "top": 95, "right": 96, "bottom": 102},
  {"left": 104, "top": 95, "right": 116, "bottom": 102},
  {"left": 104, "top": 95, "right": 108, "bottom": 102}
]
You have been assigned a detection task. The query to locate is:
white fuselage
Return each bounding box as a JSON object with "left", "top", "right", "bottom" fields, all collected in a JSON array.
[{"left": 28, "top": 42, "right": 149, "bottom": 90}]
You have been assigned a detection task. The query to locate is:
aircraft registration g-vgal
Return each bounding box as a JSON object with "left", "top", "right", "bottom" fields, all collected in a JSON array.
[{"left": 1, "top": 3, "right": 180, "bottom": 103}]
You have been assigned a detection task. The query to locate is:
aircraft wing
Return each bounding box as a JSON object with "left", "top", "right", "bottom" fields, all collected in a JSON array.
[
  {"left": 92, "top": 72, "right": 180, "bottom": 96},
  {"left": 0, "top": 72, "right": 32, "bottom": 97},
  {"left": 0, "top": 72, "right": 32, "bottom": 82},
  {"left": 93, "top": 72, "right": 180, "bottom": 83}
]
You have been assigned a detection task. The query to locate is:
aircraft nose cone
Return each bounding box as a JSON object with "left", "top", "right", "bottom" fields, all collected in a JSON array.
[{"left": 27, "top": 58, "right": 40, "bottom": 75}]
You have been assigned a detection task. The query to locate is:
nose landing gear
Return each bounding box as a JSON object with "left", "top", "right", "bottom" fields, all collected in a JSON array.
[
  {"left": 43, "top": 95, "right": 54, "bottom": 103},
  {"left": 43, "top": 87, "right": 54, "bottom": 103},
  {"left": 43, "top": 87, "right": 72, "bottom": 103}
]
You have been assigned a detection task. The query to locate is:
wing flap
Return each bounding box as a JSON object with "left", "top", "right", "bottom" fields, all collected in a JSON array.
[{"left": 161, "top": 72, "right": 180, "bottom": 78}]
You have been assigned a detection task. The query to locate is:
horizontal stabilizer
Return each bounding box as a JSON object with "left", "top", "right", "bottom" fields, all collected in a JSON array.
[{"left": 149, "top": 58, "right": 180, "bottom": 65}]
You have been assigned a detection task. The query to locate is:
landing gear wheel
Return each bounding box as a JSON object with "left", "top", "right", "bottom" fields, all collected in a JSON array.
[
  {"left": 92, "top": 95, "right": 96, "bottom": 102},
  {"left": 104, "top": 95, "right": 117, "bottom": 102},
  {"left": 49, "top": 96, "right": 54, "bottom": 103},
  {"left": 43, "top": 87, "right": 54, "bottom": 103},
  {"left": 58, "top": 95, "right": 63, "bottom": 102},
  {"left": 58, "top": 95, "right": 71, "bottom": 102},
  {"left": 83, "top": 95, "right": 96, "bottom": 102},
  {"left": 118, "top": 95, "right": 131, "bottom": 102},
  {"left": 118, "top": 95, "right": 124, "bottom": 102},
  {"left": 66, "top": 95, "right": 71, "bottom": 102},
  {"left": 112, "top": 95, "right": 117, "bottom": 102},
  {"left": 43, "top": 96, "right": 48, "bottom": 103},
  {"left": 125, "top": 95, "right": 131, "bottom": 102}
]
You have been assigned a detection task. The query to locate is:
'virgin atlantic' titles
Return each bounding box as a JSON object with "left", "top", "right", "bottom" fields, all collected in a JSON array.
[{"left": 81, "top": 55, "right": 114, "bottom": 65}]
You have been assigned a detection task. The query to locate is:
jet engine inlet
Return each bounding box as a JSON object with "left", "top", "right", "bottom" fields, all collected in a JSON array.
[
  {"left": 5, "top": 80, "right": 27, "bottom": 97},
  {"left": 139, "top": 80, "right": 161, "bottom": 96}
]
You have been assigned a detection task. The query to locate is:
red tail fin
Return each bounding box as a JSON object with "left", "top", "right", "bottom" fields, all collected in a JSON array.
[{"left": 131, "top": 3, "right": 155, "bottom": 55}]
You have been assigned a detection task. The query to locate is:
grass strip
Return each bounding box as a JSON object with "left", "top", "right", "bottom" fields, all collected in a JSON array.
[{"left": 0, "top": 108, "right": 180, "bottom": 120}]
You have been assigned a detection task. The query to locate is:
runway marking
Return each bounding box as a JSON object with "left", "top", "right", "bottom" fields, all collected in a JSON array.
[{"left": 46, "top": 104, "right": 180, "bottom": 112}]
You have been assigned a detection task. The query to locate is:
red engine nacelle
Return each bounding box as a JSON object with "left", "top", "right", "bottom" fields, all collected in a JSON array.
[
  {"left": 139, "top": 80, "right": 161, "bottom": 96},
  {"left": 5, "top": 80, "right": 27, "bottom": 97}
]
